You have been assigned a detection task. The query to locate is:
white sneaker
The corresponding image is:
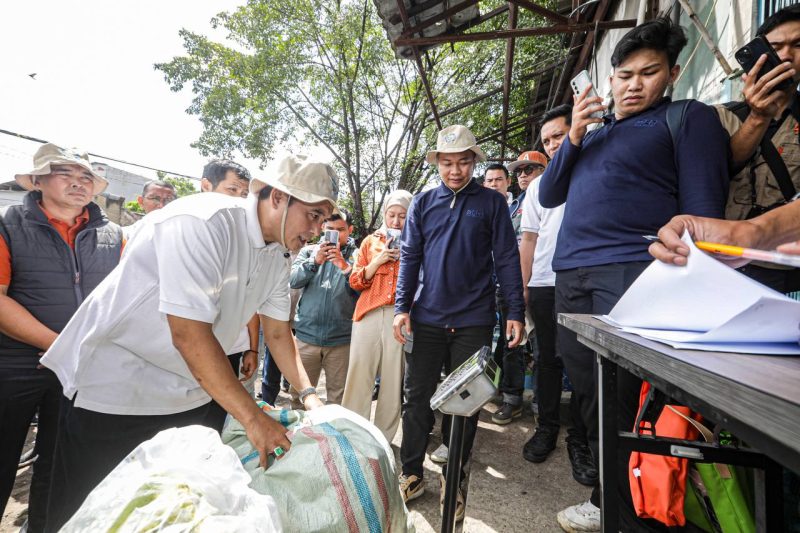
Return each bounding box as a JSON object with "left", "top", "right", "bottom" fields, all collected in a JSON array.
[
  {"left": 430, "top": 443, "right": 448, "bottom": 464},
  {"left": 556, "top": 500, "right": 601, "bottom": 532}
]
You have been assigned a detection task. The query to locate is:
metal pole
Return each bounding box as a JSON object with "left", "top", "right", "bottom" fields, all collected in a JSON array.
[
  {"left": 675, "top": 0, "right": 734, "bottom": 75},
  {"left": 598, "top": 353, "right": 619, "bottom": 532},
  {"left": 441, "top": 415, "right": 466, "bottom": 533},
  {"left": 666, "top": 1, "right": 681, "bottom": 97},
  {"left": 500, "top": 3, "right": 519, "bottom": 160}
]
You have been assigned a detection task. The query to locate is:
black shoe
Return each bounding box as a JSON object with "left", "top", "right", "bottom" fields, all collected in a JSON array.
[
  {"left": 522, "top": 425, "right": 558, "bottom": 463},
  {"left": 567, "top": 440, "right": 598, "bottom": 486}
]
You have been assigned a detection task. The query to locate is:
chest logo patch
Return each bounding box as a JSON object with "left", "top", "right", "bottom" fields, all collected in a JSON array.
[
  {"left": 466, "top": 209, "right": 484, "bottom": 218},
  {"left": 634, "top": 119, "right": 658, "bottom": 127}
]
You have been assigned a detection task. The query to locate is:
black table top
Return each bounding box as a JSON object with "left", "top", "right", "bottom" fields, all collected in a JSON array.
[{"left": 559, "top": 313, "right": 800, "bottom": 472}]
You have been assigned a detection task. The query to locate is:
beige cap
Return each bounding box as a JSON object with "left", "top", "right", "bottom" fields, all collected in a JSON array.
[
  {"left": 250, "top": 154, "right": 339, "bottom": 211},
  {"left": 15, "top": 143, "right": 108, "bottom": 195},
  {"left": 425, "top": 125, "right": 487, "bottom": 165}
]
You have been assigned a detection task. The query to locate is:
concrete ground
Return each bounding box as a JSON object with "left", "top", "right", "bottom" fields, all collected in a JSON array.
[
  {"left": 462, "top": 400, "right": 591, "bottom": 533},
  {"left": 1, "top": 374, "right": 589, "bottom": 533},
  {"left": 2, "top": 431, "right": 34, "bottom": 532}
]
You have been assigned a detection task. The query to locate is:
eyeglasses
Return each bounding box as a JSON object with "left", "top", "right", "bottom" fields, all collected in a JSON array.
[
  {"left": 144, "top": 195, "right": 175, "bottom": 205},
  {"left": 515, "top": 165, "right": 545, "bottom": 176}
]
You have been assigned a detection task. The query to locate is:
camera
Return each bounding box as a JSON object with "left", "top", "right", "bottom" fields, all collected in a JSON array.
[{"left": 322, "top": 229, "right": 340, "bottom": 245}]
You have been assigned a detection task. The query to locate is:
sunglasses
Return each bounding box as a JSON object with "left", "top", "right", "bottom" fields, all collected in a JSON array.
[
  {"left": 144, "top": 195, "right": 176, "bottom": 205},
  {"left": 514, "top": 165, "right": 544, "bottom": 176}
]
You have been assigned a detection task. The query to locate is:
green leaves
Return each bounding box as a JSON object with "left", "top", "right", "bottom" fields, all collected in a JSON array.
[{"left": 156, "top": 0, "right": 562, "bottom": 234}]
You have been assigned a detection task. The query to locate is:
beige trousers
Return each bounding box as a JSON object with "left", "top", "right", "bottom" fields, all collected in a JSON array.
[
  {"left": 290, "top": 339, "right": 350, "bottom": 409},
  {"left": 342, "top": 306, "right": 404, "bottom": 443}
]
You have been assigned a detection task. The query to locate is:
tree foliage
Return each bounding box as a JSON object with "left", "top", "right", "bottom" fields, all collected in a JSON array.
[
  {"left": 157, "top": 0, "right": 560, "bottom": 234},
  {"left": 161, "top": 174, "right": 198, "bottom": 197},
  {"left": 125, "top": 200, "right": 143, "bottom": 214}
]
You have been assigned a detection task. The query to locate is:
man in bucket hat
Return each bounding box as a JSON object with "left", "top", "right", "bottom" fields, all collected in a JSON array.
[
  {"left": 393, "top": 125, "right": 524, "bottom": 521},
  {"left": 0, "top": 143, "right": 123, "bottom": 532},
  {"left": 41, "top": 154, "right": 337, "bottom": 531}
]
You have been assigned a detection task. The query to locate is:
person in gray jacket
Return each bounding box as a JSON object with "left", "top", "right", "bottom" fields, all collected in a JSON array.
[{"left": 289, "top": 209, "right": 358, "bottom": 407}]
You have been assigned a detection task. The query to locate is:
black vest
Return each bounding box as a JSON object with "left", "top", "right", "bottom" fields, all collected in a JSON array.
[{"left": 0, "top": 191, "right": 122, "bottom": 367}]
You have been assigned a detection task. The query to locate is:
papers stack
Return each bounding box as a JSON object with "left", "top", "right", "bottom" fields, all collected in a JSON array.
[{"left": 601, "top": 233, "right": 800, "bottom": 355}]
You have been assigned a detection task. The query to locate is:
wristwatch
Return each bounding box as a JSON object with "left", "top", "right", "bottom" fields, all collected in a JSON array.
[{"left": 298, "top": 387, "right": 317, "bottom": 403}]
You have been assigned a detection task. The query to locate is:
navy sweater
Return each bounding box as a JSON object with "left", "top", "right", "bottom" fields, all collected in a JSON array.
[
  {"left": 539, "top": 98, "right": 729, "bottom": 271},
  {"left": 395, "top": 179, "right": 524, "bottom": 328}
]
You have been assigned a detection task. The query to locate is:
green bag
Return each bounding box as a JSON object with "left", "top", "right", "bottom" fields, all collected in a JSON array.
[{"left": 668, "top": 406, "right": 756, "bottom": 533}]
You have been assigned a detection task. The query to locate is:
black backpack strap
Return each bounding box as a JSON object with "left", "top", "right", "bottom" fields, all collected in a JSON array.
[
  {"left": 724, "top": 100, "right": 797, "bottom": 202},
  {"left": 666, "top": 99, "right": 692, "bottom": 173},
  {"left": 761, "top": 137, "right": 797, "bottom": 201},
  {"left": 723, "top": 100, "right": 750, "bottom": 122}
]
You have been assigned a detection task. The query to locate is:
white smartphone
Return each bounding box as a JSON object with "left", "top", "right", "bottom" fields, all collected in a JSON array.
[{"left": 570, "top": 70, "right": 604, "bottom": 119}]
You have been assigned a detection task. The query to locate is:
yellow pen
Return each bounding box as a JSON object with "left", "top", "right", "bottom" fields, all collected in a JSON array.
[{"left": 695, "top": 241, "right": 800, "bottom": 268}]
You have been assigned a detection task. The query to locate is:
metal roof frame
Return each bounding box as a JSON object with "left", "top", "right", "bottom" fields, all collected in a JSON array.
[{"left": 377, "top": 0, "right": 639, "bottom": 157}]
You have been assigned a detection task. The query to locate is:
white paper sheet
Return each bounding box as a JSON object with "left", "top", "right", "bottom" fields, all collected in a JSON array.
[{"left": 600, "top": 232, "right": 800, "bottom": 354}]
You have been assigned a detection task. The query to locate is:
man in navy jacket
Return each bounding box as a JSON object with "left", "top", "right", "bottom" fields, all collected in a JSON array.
[
  {"left": 392, "top": 125, "right": 524, "bottom": 520},
  {"left": 539, "top": 18, "right": 729, "bottom": 531}
]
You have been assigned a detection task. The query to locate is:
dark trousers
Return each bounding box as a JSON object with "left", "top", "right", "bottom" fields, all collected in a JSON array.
[
  {"left": 528, "top": 286, "right": 586, "bottom": 442},
  {"left": 261, "top": 345, "right": 282, "bottom": 406},
  {"left": 555, "top": 262, "right": 648, "bottom": 512},
  {"left": 45, "top": 398, "right": 215, "bottom": 532},
  {"left": 401, "top": 322, "right": 493, "bottom": 482},
  {"left": 494, "top": 291, "right": 525, "bottom": 404},
  {"left": 205, "top": 352, "right": 243, "bottom": 432},
  {"left": 0, "top": 367, "right": 61, "bottom": 533}
]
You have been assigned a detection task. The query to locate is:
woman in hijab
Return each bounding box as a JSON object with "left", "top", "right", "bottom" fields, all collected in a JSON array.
[{"left": 342, "top": 189, "right": 413, "bottom": 443}]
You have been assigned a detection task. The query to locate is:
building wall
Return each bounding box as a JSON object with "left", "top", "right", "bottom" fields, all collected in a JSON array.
[
  {"left": 671, "top": 0, "right": 754, "bottom": 104},
  {"left": 587, "top": 0, "right": 757, "bottom": 107},
  {"left": 0, "top": 190, "right": 24, "bottom": 207},
  {"left": 91, "top": 162, "right": 150, "bottom": 203}
]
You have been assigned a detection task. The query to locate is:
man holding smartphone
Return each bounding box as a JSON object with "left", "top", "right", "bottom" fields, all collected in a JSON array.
[
  {"left": 717, "top": 5, "right": 800, "bottom": 292},
  {"left": 289, "top": 210, "right": 358, "bottom": 407},
  {"left": 539, "top": 18, "right": 729, "bottom": 531}
]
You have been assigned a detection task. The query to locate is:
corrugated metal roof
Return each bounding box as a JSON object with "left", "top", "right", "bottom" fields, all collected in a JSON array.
[{"left": 373, "top": 0, "right": 482, "bottom": 58}]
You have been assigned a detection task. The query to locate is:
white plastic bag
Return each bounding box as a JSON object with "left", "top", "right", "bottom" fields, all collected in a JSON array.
[{"left": 61, "top": 425, "right": 281, "bottom": 533}]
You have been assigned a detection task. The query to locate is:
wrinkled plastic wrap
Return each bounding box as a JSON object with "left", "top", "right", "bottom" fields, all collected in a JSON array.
[
  {"left": 223, "top": 404, "right": 414, "bottom": 532},
  {"left": 61, "top": 425, "right": 281, "bottom": 532}
]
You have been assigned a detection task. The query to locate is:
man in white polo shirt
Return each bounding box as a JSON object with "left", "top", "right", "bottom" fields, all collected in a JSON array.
[
  {"left": 41, "top": 154, "right": 337, "bottom": 532},
  {"left": 519, "top": 106, "right": 596, "bottom": 491}
]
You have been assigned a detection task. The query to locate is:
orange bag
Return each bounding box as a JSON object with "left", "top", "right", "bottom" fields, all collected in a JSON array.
[{"left": 628, "top": 381, "right": 702, "bottom": 526}]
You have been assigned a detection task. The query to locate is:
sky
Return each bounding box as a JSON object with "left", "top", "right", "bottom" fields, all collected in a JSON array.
[{"left": 0, "top": 1, "right": 330, "bottom": 188}]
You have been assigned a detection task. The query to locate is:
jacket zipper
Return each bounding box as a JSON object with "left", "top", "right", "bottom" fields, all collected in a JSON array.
[
  {"left": 33, "top": 217, "right": 91, "bottom": 306},
  {"left": 72, "top": 233, "right": 85, "bottom": 304}
]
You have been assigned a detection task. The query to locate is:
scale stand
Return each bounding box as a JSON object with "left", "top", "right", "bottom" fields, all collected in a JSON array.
[{"left": 430, "top": 346, "right": 500, "bottom": 533}]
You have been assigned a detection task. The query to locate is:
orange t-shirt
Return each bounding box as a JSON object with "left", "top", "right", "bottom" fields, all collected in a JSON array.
[
  {"left": 350, "top": 233, "right": 401, "bottom": 322},
  {"left": 0, "top": 204, "right": 90, "bottom": 286}
]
